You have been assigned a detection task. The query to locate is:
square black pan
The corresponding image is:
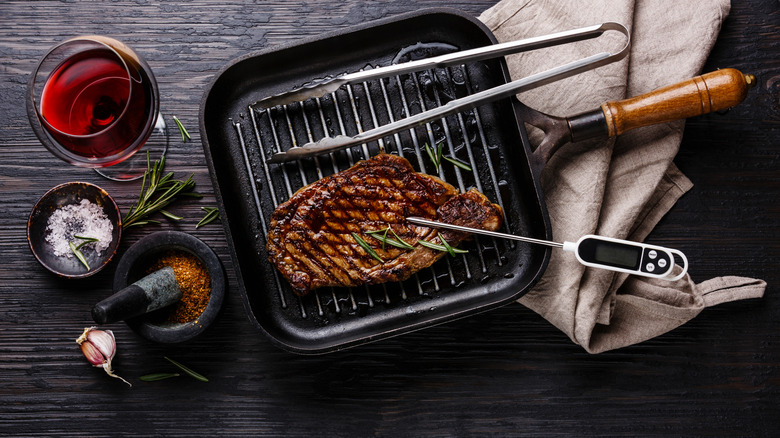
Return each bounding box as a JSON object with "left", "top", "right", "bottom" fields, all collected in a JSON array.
[{"left": 200, "top": 8, "right": 551, "bottom": 354}]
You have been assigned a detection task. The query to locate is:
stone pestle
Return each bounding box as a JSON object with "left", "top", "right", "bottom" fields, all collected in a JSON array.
[{"left": 92, "top": 267, "right": 182, "bottom": 324}]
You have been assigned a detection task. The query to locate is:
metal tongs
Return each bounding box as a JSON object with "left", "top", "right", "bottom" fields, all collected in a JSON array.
[{"left": 259, "top": 22, "right": 630, "bottom": 164}]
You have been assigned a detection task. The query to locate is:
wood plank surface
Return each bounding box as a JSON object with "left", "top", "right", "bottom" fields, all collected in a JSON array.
[{"left": 0, "top": 1, "right": 778, "bottom": 436}]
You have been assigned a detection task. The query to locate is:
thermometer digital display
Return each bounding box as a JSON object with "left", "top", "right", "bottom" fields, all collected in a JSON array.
[{"left": 579, "top": 238, "right": 641, "bottom": 270}]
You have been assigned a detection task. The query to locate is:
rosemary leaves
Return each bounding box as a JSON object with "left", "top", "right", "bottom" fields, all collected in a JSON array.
[
  {"left": 69, "top": 239, "right": 92, "bottom": 270},
  {"left": 196, "top": 207, "right": 220, "bottom": 228},
  {"left": 354, "top": 226, "right": 468, "bottom": 261},
  {"left": 122, "top": 153, "right": 200, "bottom": 229},
  {"left": 423, "top": 141, "right": 473, "bottom": 173},
  {"left": 417, "top": 234, "right": 468, "bottom": 257},
  {"left": 366, "top": 227, "right": 414, "bottom": 250},
  {"left": 164, "top": 356, "right": 208, "bottom": 382},
  {"left": 140, "top": 357, "right": 209, "bottom": 383},
  {"left": 172, "top": 116, "right": 191, "bottom": 142},
  {"left": 424, "top": 141, "right": 444, "bottom": 173},
  {"left": 351, "top": 232, "right": 383, "bottom": 262}
]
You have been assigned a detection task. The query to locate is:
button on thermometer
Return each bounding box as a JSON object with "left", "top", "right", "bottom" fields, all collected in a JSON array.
[{"left": 407, "top": 217, "right": 688, "bottom": 281}]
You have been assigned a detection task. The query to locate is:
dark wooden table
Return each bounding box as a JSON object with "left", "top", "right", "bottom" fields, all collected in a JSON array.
[{"left": 1, "top": 1, "right": 777, "bottom": 436}]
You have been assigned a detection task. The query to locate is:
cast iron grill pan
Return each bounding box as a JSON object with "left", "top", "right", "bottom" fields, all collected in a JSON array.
[{"left": 200, "top": 8, "right": 551, "bottom": 353}]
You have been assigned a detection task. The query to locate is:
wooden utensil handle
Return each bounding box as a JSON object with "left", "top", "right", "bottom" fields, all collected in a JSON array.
[{"left": 601, "top": 68, "right": 755, "bottom": 136}]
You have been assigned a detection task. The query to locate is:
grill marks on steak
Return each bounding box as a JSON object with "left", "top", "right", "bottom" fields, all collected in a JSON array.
[{"left": 267, "top": 154, "right": 503, "bottom": 295}]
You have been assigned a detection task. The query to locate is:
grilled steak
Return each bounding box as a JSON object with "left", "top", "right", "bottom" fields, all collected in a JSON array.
[{"left": 266, "top": 153, "right": 503, "bottom": 295}]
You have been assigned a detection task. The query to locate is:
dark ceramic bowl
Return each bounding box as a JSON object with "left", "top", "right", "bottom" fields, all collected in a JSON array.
[
  {"left": 27, "top": 182, "right": 122, "bottom": 279},
  {"left": 113, "top": 231, "right": 225, "bottom": 343}
]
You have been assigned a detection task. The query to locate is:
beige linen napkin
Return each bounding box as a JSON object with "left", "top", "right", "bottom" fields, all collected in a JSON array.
[{"left": 479, "top": 0, "right": 766, "bottom": 353}]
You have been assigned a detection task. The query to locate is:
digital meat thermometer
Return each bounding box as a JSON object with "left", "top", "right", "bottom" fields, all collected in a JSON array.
[{"left": 406, "top": 217, "right": 688, "bottom": 281}]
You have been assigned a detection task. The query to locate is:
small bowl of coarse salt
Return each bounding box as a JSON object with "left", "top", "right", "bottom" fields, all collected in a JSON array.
[{"left": 27, "top": 182, "right": 122, "bottom": 279}]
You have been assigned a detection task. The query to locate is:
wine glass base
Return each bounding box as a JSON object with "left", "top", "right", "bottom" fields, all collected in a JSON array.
[{"left": 94, "top": 113, "right": 169, "bottom": 181}]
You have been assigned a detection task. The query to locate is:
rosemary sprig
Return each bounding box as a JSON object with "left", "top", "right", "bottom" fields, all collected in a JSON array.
[
  {"left": 379, "top": 227, "right": 389, "bottom": 250},
  {"left": 139, "top": 373, "right": 180, "bottom": 382},
  {"left": 424, "top": 141, "right": 444, "bottom": 173},
  {"left": 196, "top": 207, "right": 220, "bottom": 229},
  {"left": 438, "top": 233, "right": 458, "bottom": 257},
  {"left": 366, "top": 227, "right": 415, "bottom": 250},
  {"left": 424, "top": 141, "right": 473, "bottom": 173},
  {"left": 73, "top": 235, "right": 99, "bottom": 250},
  {"left": 164, "top": 357, "right": 208, "bottom": 382},
  {"left": 389, "top": 228, "right": 413, "bottom": 248},
  {"left": 172, "top": 116, "right": 191, "bottom": 142},
  {"left": 442, "top": 155, "right": 473, "bottom": 171},
  {"left": 122, "top": 152, "right": 200, "bottom": 229},
  {"left": 159, "top": 210, "right": 183, "bottom": 221},
  {"left": 351, "top": 232, "right": 383, "bottom": 262},
  {"left": 68, "top": 241, "right": 90, "bottom": 270},
  {"left": 69, "top": 235, "right": 100, "bottom": 269},
  {"left": 417, "top": 235, "right": 468, "bottom": 256},
  {"left": 363, "top": 225, "right": 468, "bottom": 257}
]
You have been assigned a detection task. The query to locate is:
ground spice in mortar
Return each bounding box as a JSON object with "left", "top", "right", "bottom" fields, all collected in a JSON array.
[{"left": 146, "top": 250, "right": 211, "bottom": 324}]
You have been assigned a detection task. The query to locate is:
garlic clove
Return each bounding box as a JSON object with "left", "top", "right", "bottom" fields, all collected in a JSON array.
[
  {"left": 85, "top": 328, "right": 116, "bottom": 362},
  {"left": 76, "top": 327, "right": 131, "bottom": 387},
  {"left": 80, "top": 340, "right": 107, "bottom": 367}
]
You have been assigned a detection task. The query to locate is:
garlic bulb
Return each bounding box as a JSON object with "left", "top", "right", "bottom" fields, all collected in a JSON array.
[{"left": 76, "top": 327, "right": 131, "bottom": 387}]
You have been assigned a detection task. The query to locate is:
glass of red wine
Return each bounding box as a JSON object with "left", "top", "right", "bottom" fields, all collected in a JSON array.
[{"left": 27, "top": 36, "right": 167, "bottom": 181}]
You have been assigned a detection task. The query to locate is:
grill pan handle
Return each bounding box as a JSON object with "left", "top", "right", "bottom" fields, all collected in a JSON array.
[
  {"left": 596, "top": 68, "right": 755, "bottom": 137},
  {"left": 518, "top": 68, "right": 757, "bottom": 162}
]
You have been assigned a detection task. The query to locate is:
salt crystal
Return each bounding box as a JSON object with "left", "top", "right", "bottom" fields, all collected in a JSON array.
[{"left": 45, "top": 199, "right": 113, "bottom": 258}]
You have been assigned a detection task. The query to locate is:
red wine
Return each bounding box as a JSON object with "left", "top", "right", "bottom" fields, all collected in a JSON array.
[{"left": 40, "top": 47, "right": 154, "bottom": 161}]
